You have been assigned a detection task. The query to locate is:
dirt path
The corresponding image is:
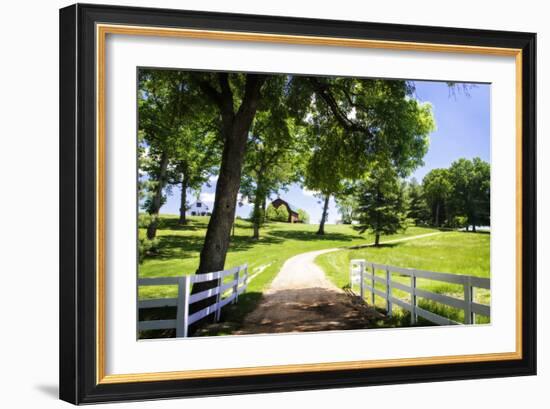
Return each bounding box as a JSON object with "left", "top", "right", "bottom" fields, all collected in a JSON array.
[
  {"left": 236, "top": 232, "right": 442, "bottom": 335},
  {"left": 236, "top": 247, "right": 378, "bottom": 334}
]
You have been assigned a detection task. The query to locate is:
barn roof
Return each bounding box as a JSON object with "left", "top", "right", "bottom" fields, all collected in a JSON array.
[
  {"left": 286, "top": 203, "right": 300, "bottom": 214},
  {"left": 273, "top": 198, "right": 299, "bottom": 214}
]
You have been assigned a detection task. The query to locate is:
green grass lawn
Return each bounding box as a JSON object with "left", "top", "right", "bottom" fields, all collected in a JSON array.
[
  {"left": 138, "top": 215, "right": 438, "bottom": 335},
  {"left": 315, "top": 231, "right": 491, "bottom": 326}
]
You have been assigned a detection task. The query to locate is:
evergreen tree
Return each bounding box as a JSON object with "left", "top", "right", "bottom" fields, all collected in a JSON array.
[{"left": 354, "top": 165, "right": 407, "bottom": 246}]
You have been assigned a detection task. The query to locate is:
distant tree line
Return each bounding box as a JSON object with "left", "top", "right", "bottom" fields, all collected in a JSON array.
[
  {"left": 416, "top": 157, "right": 490, "bottom": 231},
  {"left": 336, "top": 157, "right": 490, "bottom": 244}
]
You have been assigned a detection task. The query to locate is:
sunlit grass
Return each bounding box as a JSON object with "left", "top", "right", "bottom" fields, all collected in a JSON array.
[
  {"left": 139, "top": 215, "right": 438, "bottom": 299},
  {"left": 138, "top": 215, "right": 439, "bottom": 335},
  {"left": 315, "top": 231, "right": 490, "bottom": 325}
]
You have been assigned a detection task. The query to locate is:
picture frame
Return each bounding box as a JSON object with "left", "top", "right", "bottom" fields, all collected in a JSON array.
[{"left": 59, "top": 3, "right": 536, "bottom": 404}]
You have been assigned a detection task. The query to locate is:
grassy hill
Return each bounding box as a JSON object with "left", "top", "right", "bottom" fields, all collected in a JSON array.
[
  {"left": 138, "top": 215, "right": 438, "bottom": 335},
  {"left": 139, "top": 215, "right": 437, "bottom": 297}
]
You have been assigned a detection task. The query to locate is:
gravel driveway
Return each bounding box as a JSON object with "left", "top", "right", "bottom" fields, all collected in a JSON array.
[
  {"left": 236, "top": 232, "right": 442, "bottom": 335},
  {"left": 236, "top": 248, "right": 378, "bottom": 334}
]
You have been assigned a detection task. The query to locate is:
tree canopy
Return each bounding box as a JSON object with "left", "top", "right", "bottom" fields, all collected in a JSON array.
[{"left": 300, "top": 78, "right": 435, "bottom": 234}]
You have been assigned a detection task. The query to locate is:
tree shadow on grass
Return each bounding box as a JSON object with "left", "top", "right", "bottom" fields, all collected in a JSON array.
[
  {"left": 348, "top": 242, "right": 401, "bottom": 250},
  {"left": 149, "top": 234, "right": 206, "bottom": 261},
  {"left": 150, "top": 233, "right": 286, "bottom": 261},
  {"left": 232, "top": 287, "right": 382, "bottom": 335},
  {"left": 461, "top": 230, "right": 491, "bottom": 235},
  {"left": 267, "top": 229, "right": 359, "bottom": 243},
  {"left": 157, "top": 217, "right": 209, "bottom": 231}
]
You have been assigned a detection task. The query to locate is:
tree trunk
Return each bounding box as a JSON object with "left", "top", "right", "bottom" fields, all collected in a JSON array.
[
  {"left": 198, "top": 130, "right": 247, "bottom": 272},
  {"left": 188, "top": 74, "right": 265, "bottom": 331},
  {"left": 374, "top": 185, "right": 382, "bottom": 246},
  {"left": 252, "top": 169, "right": 266, "bottom": 240},
  {"left": 146, "top": 152, "right": 169, "bottom": 240},
  {"left": 197, "top": 84, "right": 263, "bottom": 272},
  {"left": 261, "top": 197, "right": 267, "bottom": 223},
  {"left": 178, "top": 174, "right": 188, "bottom": 224},
  {"left": 252, "top": 200, "right": 262, "bottom": 240},
  {"left": 252, "top": 194, "right": 263, "bottom": 240},
  {"left": 435, "top": 202, "right": 440, "bottom": 227},
  {"left": 316, "top": 194, "right": 330, "bottom": 235}
]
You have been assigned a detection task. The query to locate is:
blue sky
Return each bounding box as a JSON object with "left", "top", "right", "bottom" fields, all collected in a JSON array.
[{"left": 159, "top": 80, "right": 490, "bottom": 224}]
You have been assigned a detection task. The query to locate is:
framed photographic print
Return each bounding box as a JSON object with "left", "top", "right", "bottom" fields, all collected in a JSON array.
[{"left": 59, "top": 3, "right": 536, "bottom": 404}]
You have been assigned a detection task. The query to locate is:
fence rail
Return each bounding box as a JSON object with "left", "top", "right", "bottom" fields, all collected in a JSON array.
[
  {"left": 350, "top": 260, "right": 490, "bottom": 326},
  {"left": 138, "top": 264, "right": 248, "bottom": 337}
]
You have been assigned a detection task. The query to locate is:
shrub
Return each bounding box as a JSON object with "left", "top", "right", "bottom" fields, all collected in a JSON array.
[
  {"left": 138, "top": 235, "right": 160, "bottom": 263},
  {"left": 449, "top": 215, "right": 468, "bottom": 229},
  {"left": 297, "top": 209, "right": 310, "bottom": 224},
  {"left": 138, "top": 213, "right": 163, "bottom": 230},
  {"left": 266, "top": 204, "right": 289, "bottom": 222}
]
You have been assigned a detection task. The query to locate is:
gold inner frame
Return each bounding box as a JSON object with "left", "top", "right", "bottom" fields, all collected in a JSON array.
[{"left": 96, "top": 23, "right": 523, "bottom": 385}]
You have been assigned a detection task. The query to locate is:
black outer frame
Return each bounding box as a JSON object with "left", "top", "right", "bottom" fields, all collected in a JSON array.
[{"left": 59, "top": 3, "right": 537, "bottom": 405}]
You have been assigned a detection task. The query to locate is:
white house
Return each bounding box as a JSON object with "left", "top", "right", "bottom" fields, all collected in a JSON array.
[{"left": 188, "top": 201, "right": 211, "bottom": 216}]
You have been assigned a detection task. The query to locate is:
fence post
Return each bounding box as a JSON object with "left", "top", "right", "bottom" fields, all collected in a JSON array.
[
  {"left": 386, "top": 267, "right": 392, "bottom": 317},
  {"left": 359, "top": 261, "right": 365, "bottom": 300},
  {"left": 349, "top": 260, "right": 359, "bottom": 292},
  {"left": 411, "top": 273, "right": 417, "bottom": 325},
  {"left": 176, "top": 275, "right": 190, "bottom": 337},
  {"left": 464, "top": 277, "right": 474, "bottom": 325},
  {"left": 243, "top": 264, "right": 248, "bottom": 293},
  {"left": 371, "top": 264, "right": 375, "bottom": 306},
  {"left": 215, "top": 273, "right": 223, "bottom": 322},
  {"left": 232, "top": 266, "right": 240, "bottom": 305}
]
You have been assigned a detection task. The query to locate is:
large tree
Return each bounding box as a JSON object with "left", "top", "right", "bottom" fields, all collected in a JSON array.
[
  {"left": 178, "top": 73, "right": 268, "bottom": 320},
  {"left": 191, "top": 73, "right": 267, "bottom": 274},
  {"left": 302, "top": 78, "right": 435, "bottom": 234},
  {"left": 303, "top": 127, "right": 349, "bottom": 235}
]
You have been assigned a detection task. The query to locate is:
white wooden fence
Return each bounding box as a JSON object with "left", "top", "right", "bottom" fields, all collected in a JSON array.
[
  {"left": 350, "top": 259, "right": 490, "bottom": 325},
  {"left": 138, "top": 264, "right": 248, "bottom": 337}
]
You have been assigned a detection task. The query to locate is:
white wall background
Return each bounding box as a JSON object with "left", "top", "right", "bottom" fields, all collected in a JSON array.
[{"left": 0, "top": 0, "right": 546, "bottom": 407}]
